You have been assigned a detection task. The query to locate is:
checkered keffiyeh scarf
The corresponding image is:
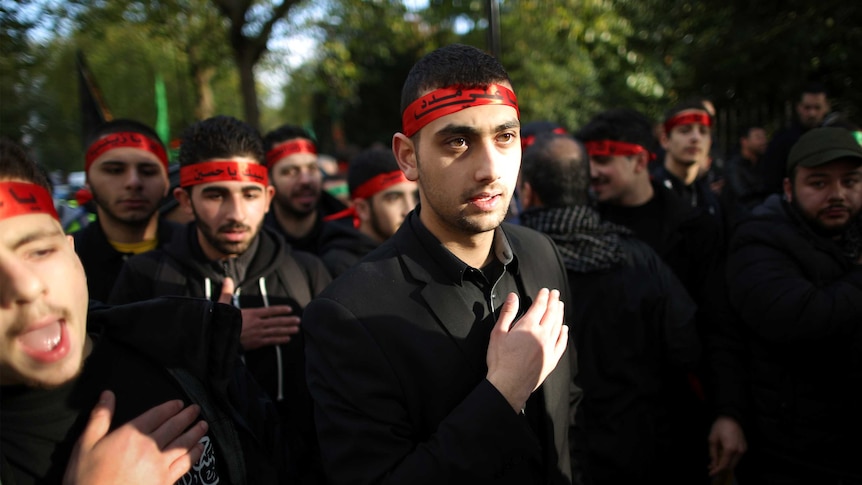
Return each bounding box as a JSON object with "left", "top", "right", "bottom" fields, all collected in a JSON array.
[{"left": 520, "top": 206, "right": 631, "bottom": 273}]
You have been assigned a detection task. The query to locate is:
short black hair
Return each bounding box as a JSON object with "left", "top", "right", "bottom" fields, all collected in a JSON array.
[
  {"left": 85, "top": 118, "right": 164, "bottom": 150},
  {"left": 663, "top": 98, "right": 713, "bottom": 126},
  {"left": 575, "top": 108, "right": 658, "bottom": 154},
  {"left": 0, "top": 137, "right": 52, "bottom": 191},
  {"left": 400, "top": 44, "right": 511, "bottom": 115},
  {"left": 737, "top": 124, "right": 764, "bottom": 139},
  {"left": 521, "top": 133, "right": 589, "bottom": 207},
  {"left": 800, "top": 82, "right": 829, "bottom": 100},
  {"left": 262, "top": 124, "right": 315, "bottom": 152},
  {"left": 178, "top": 115, "right": 265, "bottom": 168},
  {"left": 347, "top": 147, "right": 400, "bottom": 197}
]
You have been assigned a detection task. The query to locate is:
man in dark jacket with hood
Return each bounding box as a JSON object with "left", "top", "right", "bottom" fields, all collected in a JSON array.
[
  {"left": 519, "top": 132, "right": 701, "bottom": 484},
  {"left": 319, "top": 147, "right": 418, "bottom": 277},
  {"left": 111, "top": 115, "right": 331, "bottom": 482},
  {"left": 727, "top": 127, "right": 862, "bottom": 485}
]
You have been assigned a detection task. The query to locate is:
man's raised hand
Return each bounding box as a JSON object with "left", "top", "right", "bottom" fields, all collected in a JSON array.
[{"left": 486, "top": 288, "right": 568, "bottom": 413}]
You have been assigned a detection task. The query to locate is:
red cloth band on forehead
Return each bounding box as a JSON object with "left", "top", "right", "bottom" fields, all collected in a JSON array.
[
  {"left": 0, "top": 182, "right": 59, "bottom": 221},
  {"left": 85, "top": 132, "right": 168, "bottom": 172},
  {"left": 179, "top": 161, "right": 269, "bottom": 188},
  {"left": 664, "top": 112, "right": 712, "bottom": 133},
  {"left": 266, "top": 139, "right": 317, "bottom": 169},
  {"left": 352, "top": 170, "right": 410, "bottom": 200},
  {"left": 402, "top": 84, "right": 520, "bottom": 138},
  {"left": 585, "top": 140, "right": 649, "bottom": 157},
  {"left": 522, "top": 127, "right": 568, "bottom": 150}
]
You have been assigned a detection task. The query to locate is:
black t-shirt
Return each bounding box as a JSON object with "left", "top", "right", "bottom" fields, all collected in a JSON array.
[{"left": 0, "top": 338, "right": 225, "bottom": 485}]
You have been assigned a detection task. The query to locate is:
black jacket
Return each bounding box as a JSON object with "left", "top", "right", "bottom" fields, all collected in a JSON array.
[
  {"left": 304, "top": 210, "right": 575, "bottom": 485},
  {"left": 265, "top": 191, "right": 348, "bottom": 255},
  {"left": 0, "top": 298, "right": 284, "bottom": 485},
  {"left": 318, "top": 217, "right": 380, "bottom": 278},
  {"left": 520, "top": 206, "right": 701, "bottom": 484},
  {"left": 110, "top": 223, "right": 331, "bottom": 482},
  {"left": 73, "top": 218, "right": 180, "bottom": 303},
  {"left": 727, "top": 194, "right": 862, "bottom": 476}
]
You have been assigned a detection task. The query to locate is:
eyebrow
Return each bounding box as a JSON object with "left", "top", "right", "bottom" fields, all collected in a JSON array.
[
  {"left": 200, "top": 185, "right": 264, "bottom": 194},
  {"left": 8, "top": 227, "right": 63, "bottom": 249},
  {"left": 434, "top": 119, "right": 521, "bottom": 138}
]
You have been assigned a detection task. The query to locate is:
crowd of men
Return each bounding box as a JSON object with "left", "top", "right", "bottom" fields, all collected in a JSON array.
[{"left": 1, "top": 44, "right": 860, "bottom": 485}]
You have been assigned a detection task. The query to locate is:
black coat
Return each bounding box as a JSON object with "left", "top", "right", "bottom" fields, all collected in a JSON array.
[
  {"left": 727, "top": 194, "right": 862, "bottom": 476},
  {"left": 304, "top": 211, "right": 575, "bottom": 485},
  {"left": 520, "top": 206, "right": 701, "bottom": 483}
]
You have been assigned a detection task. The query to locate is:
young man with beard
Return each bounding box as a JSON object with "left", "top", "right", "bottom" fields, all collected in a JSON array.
[
  {"left": 0, "top": 139, "right": 284, "bottom": 484},
  {"left": 263, "top": 125, "right": 347, "bottom": 254},
  {"left": 727, "top": 127, "right": 862, "bottom": 484},
  {"left": 110, "top": 115, "right": 331, "bottom": 483},
  {"left": 318, "top": 147, "right": 418, "bottom": 277},
  {"left": 73, "top": 119, "right": 180, "bottom": 303},
  {"left": 653, "top": 100, "right": 724, "bottom": 226},
  {"left": 303, "top": 44, "right": 574, "bottom": 485},
  {"left": 518, "top": 132, "right": 701, "bottom": 484}
]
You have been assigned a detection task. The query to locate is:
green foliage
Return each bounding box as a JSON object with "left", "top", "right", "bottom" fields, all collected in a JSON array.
[{"left": 5, "top": 0, "right": 859, "bottom": 168}]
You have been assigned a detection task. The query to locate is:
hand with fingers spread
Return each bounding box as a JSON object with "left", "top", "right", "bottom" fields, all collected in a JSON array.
[
  {"left": 63, "top": 390, "right": 209, "bottom": 485},
  {"left": 707, "top": 415, "right": 747, "bottom": 477},
  {"left": 218, "top": 277, "right": 301, "bottom": 350},
  {"left": 486, "top": 288, "right": 569, "bottom": 413}
]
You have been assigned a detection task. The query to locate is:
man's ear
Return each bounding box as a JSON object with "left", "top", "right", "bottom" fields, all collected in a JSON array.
[
  {"left": 354, "top": 198, "right": 371, "bottom": 222},
  {"left": 392, "top": 133, "right": 418, "bottom": 181},
  {"left": 173, "top": 187, "right": 194, "bottom": 216},
  {"left": 633, "top": 151, "right": 651, "bottom": 173},
  {"left": 659, "top": 129, "right": 669, "bottom": 149},
  {"left": 519, "top": 181, "right": 542, "bottom": 209},
  {"left": 264, "top": 185, "right": 275, "bottom": 213},
  {"left": 783, "top": 177, "right": 793, "bottom": 202}
]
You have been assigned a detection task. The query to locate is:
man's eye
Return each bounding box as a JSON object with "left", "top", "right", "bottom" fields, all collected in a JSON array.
[
  {"left": 448, "top": 138, "right": 468, "bottom": 148},
  {"left": 498, "top": 133, "right": 516, "bottom": 144}
]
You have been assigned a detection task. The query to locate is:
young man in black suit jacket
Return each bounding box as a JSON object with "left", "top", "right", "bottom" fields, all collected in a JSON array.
[{"left": 303, "top": 44, "right": 575, "bottom": 484}]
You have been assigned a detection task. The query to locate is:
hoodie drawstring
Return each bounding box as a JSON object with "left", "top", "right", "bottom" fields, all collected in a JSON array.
[{"left": 259, "top": 277, "right": 284, "bottom": 402}]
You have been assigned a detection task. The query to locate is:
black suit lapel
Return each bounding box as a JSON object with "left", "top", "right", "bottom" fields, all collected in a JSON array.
[{"left": 393, "top": 223, "right": 490, "bottom": 372}]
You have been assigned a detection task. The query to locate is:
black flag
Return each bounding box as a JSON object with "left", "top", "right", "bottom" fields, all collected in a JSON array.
[{"left": 77, "top": 50, "right": 112, "bottom": 149}]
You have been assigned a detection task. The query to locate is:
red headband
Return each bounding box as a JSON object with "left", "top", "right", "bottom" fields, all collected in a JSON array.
[
  {"left": 266, "top": 139, "right": 317, "bottom": 168},
  {"left": 522, "top": 127, "right": 568, "bottom": 150},
  {"left": 664, "top": 112, "right": 712, "bottom": 133},
  {"left": 585, "top": 140, "right": 652, "bottom": 159},
  {"left": 323, "top": 170, "right": 412, "bottom": 228},
  {"left": 179, "top": 161, "right": 269, "bottom": 188},
  {"left": 0, "top": 182, "right": 59, "bottom": 221},
  {"left": 352, "top": 170, "right": 410, "bottom": 200},
  {"left": 85, "top": 132, "right": 168, "bottom": 172},
  {"left": 402, "top": 85, "right": 519, "bottom": 137}
]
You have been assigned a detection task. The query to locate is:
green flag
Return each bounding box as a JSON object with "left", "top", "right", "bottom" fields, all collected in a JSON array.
[{"left": 155, "top": 73, "right": 170, "bottom": 145}]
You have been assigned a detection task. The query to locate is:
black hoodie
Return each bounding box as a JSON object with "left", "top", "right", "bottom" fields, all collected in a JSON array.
[
  {"left": 318, "top": 217, "right": 380, "bottom": 278},
  {"left": 110, "top": 223, "right": 331, "bottom": 482}
]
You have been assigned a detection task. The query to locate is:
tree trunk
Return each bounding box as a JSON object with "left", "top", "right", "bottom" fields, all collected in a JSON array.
[
  {"left": 236, "top": 48, "right": 260, "bottom": 129},
  {"left": 187, "top": 44, "right": 216, "bottom": 120}
]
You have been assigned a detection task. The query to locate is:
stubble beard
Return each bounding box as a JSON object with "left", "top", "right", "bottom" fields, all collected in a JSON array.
[{"left": 91, "top": 189, "right": 157, "bottom": 228}]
